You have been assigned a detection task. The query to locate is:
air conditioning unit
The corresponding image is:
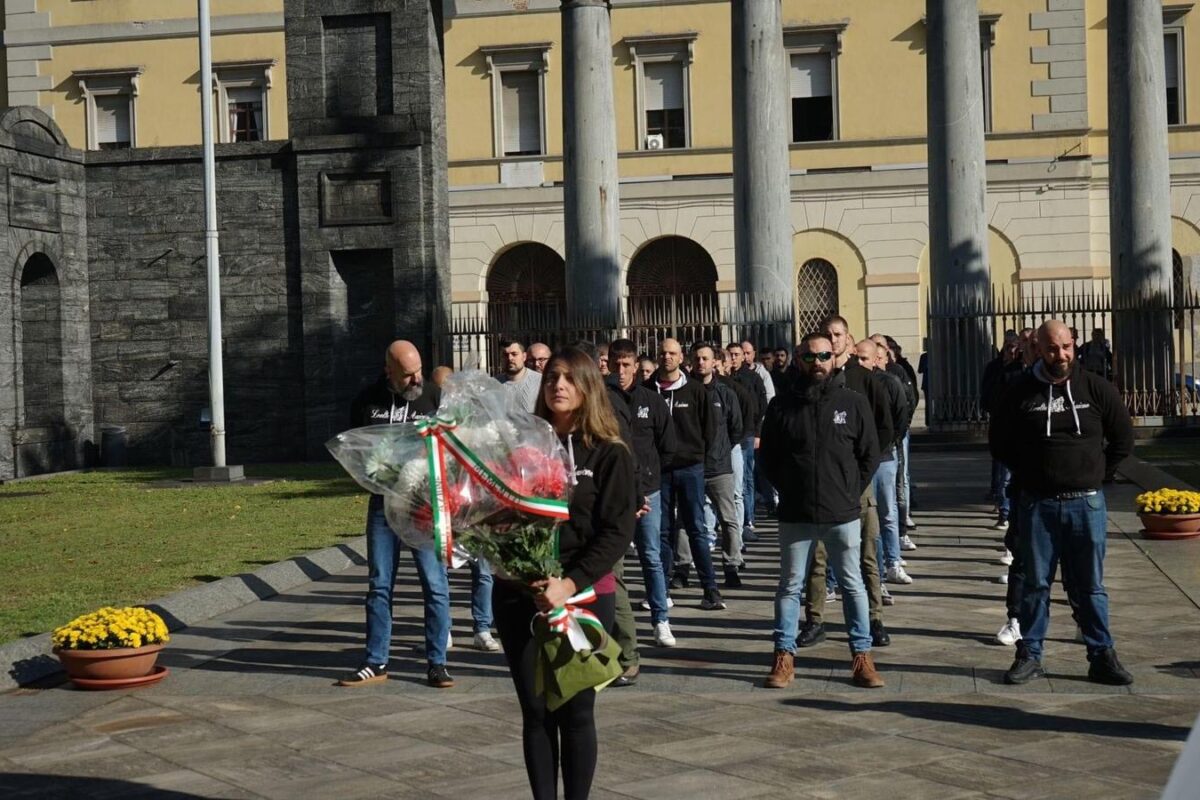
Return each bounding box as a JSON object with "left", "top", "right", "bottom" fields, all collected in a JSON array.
[{"left": 645, "top": 134, "right": 665, "bottom": 150}]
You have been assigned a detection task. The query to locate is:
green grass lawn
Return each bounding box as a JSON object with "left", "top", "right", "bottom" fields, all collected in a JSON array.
[{"left": 0, "top": 464, "right": 367, "bottom": 644}]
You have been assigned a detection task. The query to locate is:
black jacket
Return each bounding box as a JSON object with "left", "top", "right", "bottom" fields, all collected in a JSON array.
[
  {"left": 647, "top": 372, "right": 714, "bottom": 470},
  {"left": 896, "top": 357, "right": 919, "bottom": 404},
  {"left": 761, "top": 372, "right": 881, "bottom": 524},
  {"left": 607, "top": 378, "right": 676, "bottom": 496},
  {"left": 988, "top": 362, "right": 1134, "bottom": 495},
  {"left": 558, "top": 435, "right": 637, "bottom": 591},
  {"left": 730, "top": 366, "right": 767, "bottom": 438},
  {"left": 980, "top": 355, "right": 1026, "bottom": 415},
  {"left": 873, "top": 368, "right": 910, "bottom": 455},
  {"left": 350, "top": 376, "right": 441, "bottom": 428},
  {"left": 886, "top": 361, "right": 917, "bottom": 428},
  {"left": 838, "top": 359, "right": 894, "bottom": 450},
  {"left": 703, "top": 378, "right": 743, "bottom": 477}
]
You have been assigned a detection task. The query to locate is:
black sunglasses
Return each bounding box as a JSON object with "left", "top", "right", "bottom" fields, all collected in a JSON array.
[{"left": 801, "top": 352, "right": 833, "bottom": 363}]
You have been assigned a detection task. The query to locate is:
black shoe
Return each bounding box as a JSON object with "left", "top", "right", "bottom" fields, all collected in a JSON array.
[
  {"left": 613, "top": 664, "right": 639, "bottom": 687},
  {"left": 669, "top": 573, "right": 685, "bottom": 590},
  {"left": 742, "top": 528, "right": 760, "bottom": 543},
  {"left": 1088, "top": 647, "right": 1133, "bottom": 686},
  {"left": 796, "top": 621, "right": 826, "bottom": 648},
  {"left": 337, "top": 663, "right": 387, "bottom": 686},
  {"left": 724, "top": 567, "right": 743, "bottom": 589},
  {"left": 700, "top": 587, "right": 726, "bottom": 610},
  {"left": 426, "top": 664, "right": 455, "bottom": 688},
  {"left": 1004, "top": 648, "right": 1045, "bottom": 685},
  {"left": 870, "top": 619, "right": 891, "bottom": 648}
]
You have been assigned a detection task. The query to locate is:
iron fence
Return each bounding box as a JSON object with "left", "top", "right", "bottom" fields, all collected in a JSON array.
[
  {"left": 440, "top": 291, "right": 794, "bottom": 372},
  {"left": 927, "top": 281, "right": 1200, "bottom": 427}
]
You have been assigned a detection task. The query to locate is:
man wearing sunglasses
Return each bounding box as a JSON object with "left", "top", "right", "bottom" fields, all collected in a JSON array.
[
  {"left": 761, "top": 333, "right": 883, "bottom": 689},
  {"left": 797, "top": 315, "right": 894, "bottom": 650}
]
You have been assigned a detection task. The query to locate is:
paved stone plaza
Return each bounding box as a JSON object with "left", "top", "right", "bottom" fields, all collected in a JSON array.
[{"left": 2, "top": 449, "right": 1199, "bottom": 799}]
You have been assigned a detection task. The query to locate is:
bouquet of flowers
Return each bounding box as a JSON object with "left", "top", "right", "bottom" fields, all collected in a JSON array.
[{"left": 327, "top": 371, "right": 621, "bottom": 707}]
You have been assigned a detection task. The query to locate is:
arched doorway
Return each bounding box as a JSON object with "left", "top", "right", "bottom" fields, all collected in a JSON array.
[
  {"left": 626, "top": 236, "right": 719, "bottom": 352},
  {"left": 486, "top": 242, "right": 566, "bottom": 335},
  {"left": 18, "top": 253, "right": 70, "bottom": 475},
  {"left": 795, "top": 257, "right": 839, "bottom": 336}
]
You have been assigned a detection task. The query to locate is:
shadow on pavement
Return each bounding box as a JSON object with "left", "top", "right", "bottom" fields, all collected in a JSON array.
[
  {"left": 783, "top": 697, "right": 1192, "bottom": 741},
  {"left": 0, "top": 774, "right": 209, "bottom": 798}
]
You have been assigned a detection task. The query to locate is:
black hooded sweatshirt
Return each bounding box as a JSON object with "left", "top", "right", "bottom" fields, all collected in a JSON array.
[
  {"left": 702, "top": 376, "right": 743, "bottom": 477},
  {"left": 761, "top": 371, "right": 881, "bottom": 524},
  {"left": 606, "top": 377, "right": 676, "bottom": 496},
  {"left": 557, "top": 433, "right": 637, "bottom": 591},
  {"left": 838, "top": 358, "right": 894, "bottom": 449},
  {"left": 988, "top": 362, "right": 1134, "bottom": 495},
  {"left": 350, "top": 375, "right": 441, "bottom": 428},
  {"left": 647, "top": 371, "right": 714, "bottom": 470},
  {"left": 729, "top": 366, "right": 767, "bottom": 437}
]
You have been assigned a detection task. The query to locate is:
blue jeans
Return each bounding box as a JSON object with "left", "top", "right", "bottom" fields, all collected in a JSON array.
[
  {"left": 991, "top": 460, "right": 1012, "bottom": 520},
  {"left": 774, "top": 520, "right": 871, "bottom": 654},
  {"left": 873, "top": 456, "right": 901, "bottom": 572},
  {"left": 635, "top": 491, "right": 670, "bottom": 624},
  {"left": 1015, "top": 492, "right": 1114, "bottom": 661},
  {"left": 660, "top": 463, "right": 719, "bottom": 591},
  {"left": 741, "top": 437, "right": 756, "bottom": 527},
  {"left": 364, "top": 495, "right": 494, "bottom": 667}
]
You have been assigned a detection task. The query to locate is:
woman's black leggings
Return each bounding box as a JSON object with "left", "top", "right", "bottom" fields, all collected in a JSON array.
[{"left": 493, "top": 583, "right": 616, "bottom": 800}]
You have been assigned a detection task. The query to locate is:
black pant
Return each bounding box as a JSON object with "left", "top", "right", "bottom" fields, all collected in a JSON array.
[{"left": 494, "top": 583, "right": 616, "bottom": 800}]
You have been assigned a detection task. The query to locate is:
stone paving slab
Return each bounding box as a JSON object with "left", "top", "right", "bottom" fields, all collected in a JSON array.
[{"left": 2, "top": 450, "right": 1199, "bottom": 798}]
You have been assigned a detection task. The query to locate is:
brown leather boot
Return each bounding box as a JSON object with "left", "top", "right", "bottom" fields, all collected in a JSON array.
[
  {"left": 765, "top": 650, "right": 794, "bottom": 688},
  {"left": 851, "top": 651, "right": 884, "bottom": 688}
]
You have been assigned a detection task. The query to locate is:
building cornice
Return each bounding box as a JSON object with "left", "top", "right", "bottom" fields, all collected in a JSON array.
[{"left": 2, "top": 13, "right": 284, "bottom": 48}]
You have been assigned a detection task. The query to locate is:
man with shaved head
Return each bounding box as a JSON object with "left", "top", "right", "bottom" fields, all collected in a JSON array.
[
  {"left": 651, "top": 337, "right": 725, "bottom": 610},
  {"left": 989, "top": 319, "right": 1134, "bottom": 686},
  {"left": 342, "top": 340, "right": 499, "bottom": 689},
  {"left": 528, "top": 342, "right": 552, "bottom": 374}
]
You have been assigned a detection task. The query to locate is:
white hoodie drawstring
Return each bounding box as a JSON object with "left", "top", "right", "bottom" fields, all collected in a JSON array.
[
  {"left": 566, "top": 435, "right": 578, "bottom": 486},
  {"left": 1064, "top": 379, "right": 1082, "bottom": 436},
  {"left": 1041, "top": 371, "right": 1081, "bottom": 438}
]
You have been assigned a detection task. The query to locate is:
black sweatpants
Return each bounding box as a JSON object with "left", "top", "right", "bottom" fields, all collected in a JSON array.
[{"left": 494, "top": 583, "right": 616, "bottom": 800}]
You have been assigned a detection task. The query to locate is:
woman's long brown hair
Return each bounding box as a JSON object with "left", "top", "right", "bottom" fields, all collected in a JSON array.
[{"left": 534, "top": 347, "right": 626, "bottom": 450}]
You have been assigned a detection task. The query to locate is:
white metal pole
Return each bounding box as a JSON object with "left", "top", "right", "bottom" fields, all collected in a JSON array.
[{"left": 198, "top": 0, "right": 227, "bottom": 467}]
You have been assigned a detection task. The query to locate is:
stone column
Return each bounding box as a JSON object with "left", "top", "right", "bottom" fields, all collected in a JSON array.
[
  {"left": 1108, "top": 0, "right": 1173, "bottom": 417},
  {"left": 731, "top": 0, "right": 794, "bottom": 310},
  {"left": 561, "top": 0, "right": 621, "bottom": 325},
  {"left": 925, "top": 0, "right": 990, "bottom": 424}
]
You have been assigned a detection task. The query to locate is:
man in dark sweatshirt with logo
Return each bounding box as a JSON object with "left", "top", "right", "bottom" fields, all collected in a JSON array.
[
  {"left": 649, "top": 337, "right": 724, "bottom": 611},
  {"left": 609, "top": 339, "right": 679, "bottom": 648},
  {"left": 693, "top": 343, "right": 745, "bottom": 588},
  {"left": 340, "top": 340, "right": 498, "bottom": 690},
  {"left": 989, "top": 319, "right": 1134, "bottom": 686},
  {"left": 761, "top": 332, "right": 883, "bottom": 689}
]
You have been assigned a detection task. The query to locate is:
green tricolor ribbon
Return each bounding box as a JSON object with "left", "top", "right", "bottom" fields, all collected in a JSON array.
[
  {"left": 543, "top": 586, "right": 604, "bottom": 652},
  {"left": 416, "top": 415, "right": 571, "bottom": 564}
]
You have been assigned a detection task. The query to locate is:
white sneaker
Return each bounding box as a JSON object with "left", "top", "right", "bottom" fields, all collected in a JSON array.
[
  {"left": 885, "top": 564, "right": 913, "bottom": 584},
  {"left": 900, "top": 534, "right": 917, "bottom": 551},
  {"left": 995, "top": 618, "right": 1021, "bottom": 646},
  {"left": 881, "top": 585, "right": 895, "bottom": 606},
  {"left": 999, "top": 549, "right": 1014, "bottom": 566},
  {"left": 997, "top": 573, "right": 1009, "bottom": 584},
  {"left": 905, "top": 518, "right": 917, "bottom": 530},
  {"left": 653, "top": 621, "right": 677, "bottom": 647},
  {"left": 640, "top": 597, "right": 675, "bottom": 611},
  {"left": 825, "top": 588, "right": 838, "bottom": 602},
  {"left": 473, "top": 631, "right": 500, "bottom": 652},
  {"left": 898, "top": 557, "right": 908, "bottom": 567},
  {"left": 993, "top": 519, "right": 1009, "bottom": 531}
]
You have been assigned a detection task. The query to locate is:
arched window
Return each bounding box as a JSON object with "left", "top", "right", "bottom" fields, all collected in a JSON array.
[
  {"left": 626, "top": 236, "right": 719, "bottom": 353},
  {"left": 487, "top": 242, "right": 566, "bottom": 333},
  {"left": 796, "top": 257, "right": 839, "bottom": 336},
  {"left": 19, "top": 253, "right": 65, "bottom": 429}
]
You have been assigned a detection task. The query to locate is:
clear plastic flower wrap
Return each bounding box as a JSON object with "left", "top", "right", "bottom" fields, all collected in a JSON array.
[{"left": 326, "top": 370, "right": 572, "bottom": 569}]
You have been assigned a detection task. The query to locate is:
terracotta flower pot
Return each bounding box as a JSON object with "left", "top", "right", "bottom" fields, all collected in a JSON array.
[
  {"left": 54, "top": 643, "right": 163, "bottom": 682},
  {"left": 1137, "top": 512, "right": 1200, "bottom": 534}
]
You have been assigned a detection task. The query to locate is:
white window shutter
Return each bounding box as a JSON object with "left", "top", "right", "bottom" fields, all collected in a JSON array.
[
  {"left": 95, "top": 95, "right": 130, "bottom": 145},
  {"left": 1166, "top": 34, "right": 1180, "bottom": 89},
  {"left": 501, "top": 71, "right": 540, "bottom": 154},
  {"left": 644, "top": 62, "right": 683, "bottom": 111},
  {"left": 790, "top": 53, "right": 832, "bottom": 99}
]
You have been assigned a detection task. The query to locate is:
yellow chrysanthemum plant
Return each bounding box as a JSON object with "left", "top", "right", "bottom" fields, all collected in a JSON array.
[
  {"left": 1135, "top": 488, "right": 1200, "bottom": 515},
  {"left": 51, "top": 606, "right": 170, "bottom": 651}
]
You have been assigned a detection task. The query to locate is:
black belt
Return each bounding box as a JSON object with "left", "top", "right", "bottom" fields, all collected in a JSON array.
[{"left": 1048, "top": 490, "right": 1098, "bottom": 500}]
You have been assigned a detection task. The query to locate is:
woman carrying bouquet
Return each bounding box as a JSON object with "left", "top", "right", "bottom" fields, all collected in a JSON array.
[{"left": 494, "top": 347, "right": 637, "bottom": 800}]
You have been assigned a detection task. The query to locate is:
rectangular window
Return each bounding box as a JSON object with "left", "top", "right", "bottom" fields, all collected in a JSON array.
[
  {"left": 1166, "top": 31, "right": 1183, "bottom": 125},
  {"left": 227, "top": 86, "right": 265, "bottom": 142},
  {"left": 500, "top": 70, "right": 542, "bottom": 156},
  {"left": 643, "top": 61, "right": 686, "bottom": 149},
  {"left": 94, "top": 95, "right": 131, "bottom": 150},
  {"left": 790, "top": 52, "right": 834, "bottom": 142}
]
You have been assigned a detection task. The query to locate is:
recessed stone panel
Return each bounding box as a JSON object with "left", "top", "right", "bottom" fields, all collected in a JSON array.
[
  {"left": 10, "top": 172, "right": 61, "bottom": 232},
  {"left": 320, "top": 172, "right": 392, "bottom": 226}
]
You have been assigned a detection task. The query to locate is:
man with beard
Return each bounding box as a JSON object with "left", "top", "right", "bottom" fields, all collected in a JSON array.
[
  {"left": 761, "top": 333, "right": 883, "bottom": 688},
  {"left": 341, "top": 341, "right": 499, "bottom": 689},
  {"left": 497, "top": 340, "right": 541, "bottom": 412},
  {"left": 989, "top": 320, "right": 1134, "bottom": 685}
]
